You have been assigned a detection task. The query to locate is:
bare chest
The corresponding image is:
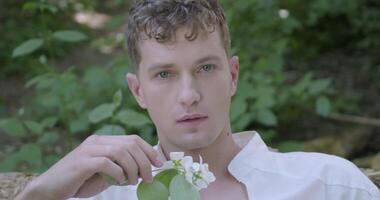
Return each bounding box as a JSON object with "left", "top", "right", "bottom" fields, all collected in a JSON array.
[{"left": 200, "top": 180, "right": 249, "bottom": 200}]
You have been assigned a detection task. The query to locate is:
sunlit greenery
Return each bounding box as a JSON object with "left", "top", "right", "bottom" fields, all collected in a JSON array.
[{"left": 1, "top": 0, "right": 379, "bottom": 173}]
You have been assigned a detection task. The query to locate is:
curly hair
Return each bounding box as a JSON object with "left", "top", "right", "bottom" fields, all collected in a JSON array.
[{"left": 125, "top": 0, "right": 231, "bottom": 72}]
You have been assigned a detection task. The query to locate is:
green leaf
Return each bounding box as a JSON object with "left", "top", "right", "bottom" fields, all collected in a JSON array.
[
  {"left": 25, "top": 74, "right": 51, "bottom": 88},
  {"left": 277, "top": 141, "right": 304, "bottom": 152},
  {"left": 40, "top": 154, "right": 61, "bottom": 172},
  {"left": 12, "top": 38, "right": 43, "bottom": 58},
  {"left": 116, "top": 109, "right": 151, "bottom": 127},
  {"left": 236, "top": 81, "right": 256, "bottom": 99},
  {"left": 88, "top": 103, "right": 115, "bottom": 123},
  {"left": 18, "top": 108, "right": 25, "bottom": 116},
  {"left": 169, "top": 175, "right": 200, "bottom": 200},
  {"left": 69, "top": 114, "right": 90, "bottom": 134},
  {"left": 113, "top": 89, "right": 123, "bottom": 108},
  {"left": 41, "top": 116, "right": 58, "bottom": 128},
  {"left": 53, "top": 30, "right": 87, "bottom": 43},
  {"left": 39, "top": 54, "right": 47, "bottom": 64},
  {"left": 316, "top": 96, "right": 331, "bottom": 117},
  {"left": 0, "top": 153, "right": 19, "bottom": 171},
  {"left": 309, "top": 79, "right": 331, "bottom": 95},
  {"left": 230, "top": 96, "right": 247, "bottom": 121},
  {"left": 18, "top": 143, "right": 42, "bottom": 166},
  {"left": 232, "top": 113, "right": 253, "bottom": 131},
  {"left": 106, "top": 14, "right": 127, "bottom": 30},
  {"left": 95, "top": 125, "right": 126, "bottom": 135},
  {"left": 22, "top": 2, "right": 38, "bottom": 11},
  {"left": 257, "top": 109, "right": 277, "bottom": 126},
  {"left": 24, "top": 120, "right": 44, "bottom": 135},
  {"left": 37, "top": 131, "right": 59, "bottom": 145},
  {"left": 44, "top": 154, "right": 60, "bottom": 166},
  {"left": 291, "top": 73, "right": 312, "bottom": 95},
  {"left": 137, "top": 179, "right": 169, "bottom": 200},
  {"left": 154, "top": 169, "right": 178, "bottom": 188},
  {"left": 43, "top": 4, "right": 58, "bottom": 14},
  {"left": 0, "top": 118, "right": 27, "bottom": 137}
]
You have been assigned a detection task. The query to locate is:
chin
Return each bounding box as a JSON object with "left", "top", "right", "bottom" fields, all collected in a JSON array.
[{"left": 175, "top": 131, "right": 218, "bottom": 150}]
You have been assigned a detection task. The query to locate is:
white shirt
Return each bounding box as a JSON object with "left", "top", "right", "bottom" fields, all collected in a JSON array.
[{"left": 71, "top": 131, "right": 380, "bottom": 200}]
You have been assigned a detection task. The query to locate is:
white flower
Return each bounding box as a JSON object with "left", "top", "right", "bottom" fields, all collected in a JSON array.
[
  {"left": 160, "top": 152, "right": 215, "bottom": 191},
  {"left": 184, "top": 155, "right": 216, "bottom": 190},
  {"left": 278, "top": 9, "right": 289, "bottom": 19},
  {"left": 170, "top": 152, "right": 184, "bottom": 160},
  {"left": 200, "top": 163, "right": 216, "bottom": 184},
  {"left": 162, "top": 152, "right": 193, "bottom": 172}
]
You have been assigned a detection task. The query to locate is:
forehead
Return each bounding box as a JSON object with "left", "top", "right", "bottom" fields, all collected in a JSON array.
[{"left": 137, "top": 28, "right": 227, "bottom": 72}]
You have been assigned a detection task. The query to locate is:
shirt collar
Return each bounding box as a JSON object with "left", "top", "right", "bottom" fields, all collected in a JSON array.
[{"left": 228, "top": 130, "right": 271, "bottom": 182}]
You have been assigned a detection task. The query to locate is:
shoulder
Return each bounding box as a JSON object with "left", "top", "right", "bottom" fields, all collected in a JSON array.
[{"left": 271, "top": 151, "right": 379, "bottom": 197}]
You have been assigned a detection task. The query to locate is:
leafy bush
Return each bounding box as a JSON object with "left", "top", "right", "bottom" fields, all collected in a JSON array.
[{"left": 2, "top": 0, "right": 380, "bottom": 172}]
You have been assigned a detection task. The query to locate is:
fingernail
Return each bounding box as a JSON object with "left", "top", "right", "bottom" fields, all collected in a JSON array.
[{"left": 156, "top": 158, "right": 163, "bottom": 166}]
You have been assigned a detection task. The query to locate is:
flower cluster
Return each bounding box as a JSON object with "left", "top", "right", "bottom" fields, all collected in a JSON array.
[{"left": 161, "top": 152, "right": 216, "bottom": 190}]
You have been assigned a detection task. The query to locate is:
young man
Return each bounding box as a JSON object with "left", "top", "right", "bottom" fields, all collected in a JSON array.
[{"left": 16, "top": 0, "right": 379, "bottom": 199}]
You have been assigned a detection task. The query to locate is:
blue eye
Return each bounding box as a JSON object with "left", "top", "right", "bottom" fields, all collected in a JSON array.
[
  {"left": 201, "top": 64, "right": 215, "bottom": 72},
  {"left": 157, "top": 71, "right": 170, "bottom": 79}
]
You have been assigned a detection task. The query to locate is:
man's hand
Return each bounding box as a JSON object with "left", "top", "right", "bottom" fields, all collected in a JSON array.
[{"left": 16, "top": 134, "right": 163, "bottom": 200}]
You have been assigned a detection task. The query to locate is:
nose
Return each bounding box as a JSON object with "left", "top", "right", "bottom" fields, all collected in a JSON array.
[{"left": 177, "top": 74, "right": 201, "bottom": 108}]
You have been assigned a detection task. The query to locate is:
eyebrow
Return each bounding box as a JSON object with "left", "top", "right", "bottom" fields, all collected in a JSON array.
[{"left": 147, "top": 55, "right": 221, "bottom": 73}]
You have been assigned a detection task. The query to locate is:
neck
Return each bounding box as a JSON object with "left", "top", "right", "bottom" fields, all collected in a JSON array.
[{"left": 159, "top": 125, "right": 241, "bottom": 179}]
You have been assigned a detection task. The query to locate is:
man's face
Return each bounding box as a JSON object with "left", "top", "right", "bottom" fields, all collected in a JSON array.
[{"left": 127, "top": 28, "right": 239, "bottom": 150}]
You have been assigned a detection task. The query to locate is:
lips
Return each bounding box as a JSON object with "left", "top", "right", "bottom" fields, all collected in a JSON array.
[
  {"left": 177, "top": 114, "right": 208, "bottom": 128},
  {"left": 177, "top": 114, "right": 207, "bottom": 122}
]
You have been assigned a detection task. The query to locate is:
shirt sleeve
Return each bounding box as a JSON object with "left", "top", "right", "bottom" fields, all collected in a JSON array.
[{"left": 68, "top": 185, "right": 138, "bottom": 200}]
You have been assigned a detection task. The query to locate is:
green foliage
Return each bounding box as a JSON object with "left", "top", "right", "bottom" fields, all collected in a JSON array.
[
  {"left": 169, "top": 175, "right": 200, "bottom": 200},
  {"left": 154, "top": 169, "right": 178, "bottom": 189},
  {"left": 316, "top": 96, "right": 331, "bottom": 117},
  {"left": 12, "top": 39, "right": 44, "bottom": 58},
  {"left": 224, "top": 0, "right": 330, "bottom": 124},
  {"left": 277, "top": 141, "right": 304, "bottom": 153},
  {"left": 89, "top": 103, "right": 116, "bottom": 124},
  {"left": 0, "top": 118, "right": 27, "bottom": 137},
  {"left": 1, "top": 0, "right": 379, "bottom": 172},
  {"left": 0, "top": 0, "right": 153, "bottom": 172},
  {"left": 53, "top": 30, "right": 88, "bottom": 43},
  {"left": 137, "top": 180, "right": 169, "bottom": 200},
  {"left": 116, "top": 109, "right": 152, "bottom": 128},
  {"left": 0, "top": 143, "right": 42, "bottom": 172}
]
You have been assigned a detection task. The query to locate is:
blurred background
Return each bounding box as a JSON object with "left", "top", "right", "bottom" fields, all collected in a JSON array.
[{"left": 0, "top": 0, "right": 379, "bottom": 174}]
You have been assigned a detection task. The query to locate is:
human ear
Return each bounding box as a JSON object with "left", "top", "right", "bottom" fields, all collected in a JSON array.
[
  {"left": 126, "top": 73, "right": 147, "bottom": 109},
  {"left": 229, "top": 56, "right": 240, "bottom": 96}
]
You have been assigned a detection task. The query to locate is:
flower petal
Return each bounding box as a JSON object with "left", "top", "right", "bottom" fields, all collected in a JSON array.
[
  {"left": 161, "top": 161, "right": 174, "bottom": 170},
  {"left": 181, "top": 156, "right": 193, "bottom": 170},
  {"left": 169, "top": 152, "right": 184, "bottom": 160},
  {"left": 195, "top": 179, "right": 208, "bottom": 190},
  {"left": 192, "top": 163, "right": 200, "bottom": 171}
]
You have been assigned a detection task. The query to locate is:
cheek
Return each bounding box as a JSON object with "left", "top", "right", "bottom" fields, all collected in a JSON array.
[
  {"left": 204, "top": 75, "right": 232, "bottom": 116},
  {"left": 142, "top": 84, "right": 173, "bottom": 122}
]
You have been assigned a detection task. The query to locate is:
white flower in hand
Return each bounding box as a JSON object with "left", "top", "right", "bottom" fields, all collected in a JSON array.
[
  {"left": 185, "top": 156, "right": 216, "bottom": 190},
  {"left": 160, "top": 152, "right": 215, "bottom": 191},
  {"left": 162, "top": 152, "right": 193, "bottom": 172}
]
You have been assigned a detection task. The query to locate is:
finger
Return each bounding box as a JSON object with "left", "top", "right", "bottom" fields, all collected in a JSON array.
[
  {"left": 83, "top": 134, "right": 136, "bottom": 145},
  {"left": 127, "top": 145, "right": 153, "bottom": 183},
  {"left": 123, "top": 151, "right": 139, "bottom": 185},
  {"left": 83, "top": 134, "right": 162, "bottom": 167},
  {"left": 81, "top": 145, "right": 139, "bottom": 185},
  {"left": 89, "top": 157, "right": 126, "bottom": 184},
  {"left": 74, "top": 174, "right": 110, "bottom": 198},
  {"left": 136, "top": 137, "right": 163, "bottom": 167}
]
